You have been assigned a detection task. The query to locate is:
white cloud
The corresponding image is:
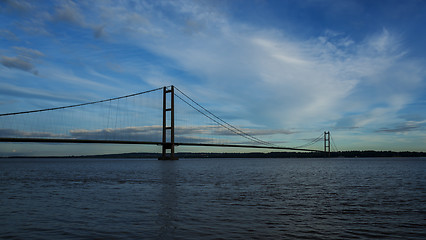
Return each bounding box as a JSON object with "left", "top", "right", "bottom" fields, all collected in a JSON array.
[{"left": 79, "top": 0, "right": 424, "bottom": 135}]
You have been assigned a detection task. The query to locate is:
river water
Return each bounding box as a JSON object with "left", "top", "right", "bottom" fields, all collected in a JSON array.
[{"left": 1, "top": 157, "right": 425, "bottom": 239}]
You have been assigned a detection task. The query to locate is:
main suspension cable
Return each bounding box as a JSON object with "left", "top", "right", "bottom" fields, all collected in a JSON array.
[
  {"left": 174, "top": 87, "right": 275, "bottom": 146},
  {"left": 0, "top": 87, "right": 163, "bottom": 117}
]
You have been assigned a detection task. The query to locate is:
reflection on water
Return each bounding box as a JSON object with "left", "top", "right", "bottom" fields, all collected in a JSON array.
[
  {"left": 0, "top": 157, "right": 425, "bottom": 239},
  {"left": 157, "top": 161, "right": 178, "bottom": 238}
]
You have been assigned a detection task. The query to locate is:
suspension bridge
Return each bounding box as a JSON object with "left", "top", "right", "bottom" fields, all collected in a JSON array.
[{"left": 0, "top": 86, "right": 336, "bottom": 159}]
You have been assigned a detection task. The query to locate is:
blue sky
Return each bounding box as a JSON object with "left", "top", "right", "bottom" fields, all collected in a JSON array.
[{"left": 1, "top": 0, "right": 426, "bottom": 155}]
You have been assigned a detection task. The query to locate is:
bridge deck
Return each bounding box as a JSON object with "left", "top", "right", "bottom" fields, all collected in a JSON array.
[{"left": 0, "top": 137, "right": 321, "bottom": 152}]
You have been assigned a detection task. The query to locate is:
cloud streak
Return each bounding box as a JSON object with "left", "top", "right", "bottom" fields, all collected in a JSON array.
[
  {"left": 0, "top": 124, "right": 296, "bottom": 146},
  {"left": 0, "top": 129, "right": 64, "bottom": 138},
  {"left": 0, "top": 83, "right": 89, "bottom": 104},
  {"left": 376, "top": 120, "right": 426, "bottom": 133},
  {"left": 0, "top": 56, "right": 35, "bottom": 73},
  {"left": 0, "top": 46, "right": 44, "bottom": 75}
]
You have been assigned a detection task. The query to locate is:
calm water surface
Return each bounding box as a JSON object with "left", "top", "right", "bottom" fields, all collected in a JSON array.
[{"left": 1, "top": 157, "right": 425, "bottom": 239}]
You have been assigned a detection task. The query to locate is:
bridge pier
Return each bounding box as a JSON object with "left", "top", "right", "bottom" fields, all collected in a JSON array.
[{"left": 159, "top": 86, "right": 178, "bottom": 160}]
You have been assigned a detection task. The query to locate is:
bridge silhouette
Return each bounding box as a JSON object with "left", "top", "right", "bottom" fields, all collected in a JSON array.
[{"left": 0, "top": 86, "right": 333, "bottom": 159}]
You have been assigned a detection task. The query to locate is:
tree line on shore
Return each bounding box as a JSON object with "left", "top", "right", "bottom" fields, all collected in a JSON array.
[
  {"left": 4, "top": 150, "right": 425, "bottom": 158},
  {"left": 74, "top": 150, "right": 426, "bottom": 158}
]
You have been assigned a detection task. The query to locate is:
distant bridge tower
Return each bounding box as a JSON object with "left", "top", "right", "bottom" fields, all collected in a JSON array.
[
  {"left": 159, "top": 86, "right": 178, "bottom": 160},
  {"left": 324, "top": 131, "right": 330, "bottom": 157}
]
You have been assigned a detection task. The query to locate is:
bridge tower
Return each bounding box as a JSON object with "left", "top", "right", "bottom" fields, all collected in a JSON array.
[
  {"left": 159, "top": 86, "right": 178, "bottom": 160},
  {"left": 324, "top": 131, "right": 330, "bottom": 157}
]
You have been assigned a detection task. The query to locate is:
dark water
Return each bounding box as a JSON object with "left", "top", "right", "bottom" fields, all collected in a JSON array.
[{"left": 1, "top": 157, "right": 425, "bottom": 239}]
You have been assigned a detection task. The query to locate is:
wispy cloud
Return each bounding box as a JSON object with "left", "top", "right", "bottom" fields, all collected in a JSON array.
[
  {"left": 1, "top": 0, "right": 34, "bottom": 14},
  {"left": 0, "top": 123, "right": 296, "bottom": 146},
  {"left": 0, "top": 128, "right": 64, "bottom": 138},
  {"left": 0, "top": 46, "right": 44, "bottom": 75},
  {"left": 93, "top": 2, "right": 418, "bottom": 132},
  {"left": 0, "top": 83, "right": 87, "bottom": 103},
  {"left": 0, "top": 29, "right": 20, "bottom": 41},
  {"left": 51, "top": 1, "right": 85, "bottom": 25},
  {"left": 49, "top": 0, "right": 107, "bottom": 39},
  {"left": 0, "top": 56, "right": 36, "bottom": 74},
  {"left": 13, "top": 46, "right": 44, "bottom": 58},
  {"left": 376, "top": 120, "right": 426, "bottom": 133}
]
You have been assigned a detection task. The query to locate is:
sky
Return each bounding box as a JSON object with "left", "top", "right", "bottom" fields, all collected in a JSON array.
[{"left": 0, "top": 0, "right": 426, "bottom": 155}]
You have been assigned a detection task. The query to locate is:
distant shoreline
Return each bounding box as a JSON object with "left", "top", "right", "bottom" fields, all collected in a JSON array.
[{"left": 2, "top": 150, "right": 425, "bottom": 159}]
